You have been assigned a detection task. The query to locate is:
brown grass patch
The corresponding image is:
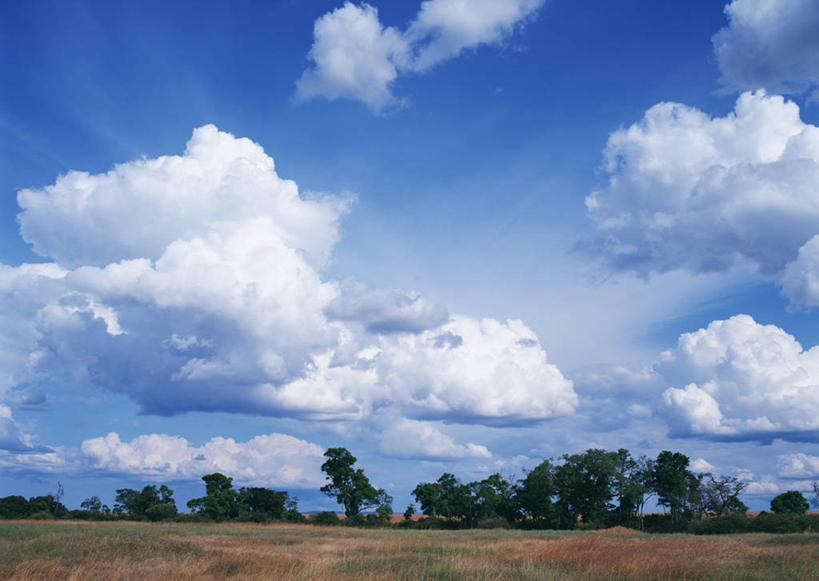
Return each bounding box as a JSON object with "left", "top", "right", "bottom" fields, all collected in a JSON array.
[{"left": 0, "top": 521, "right": 816, "bottom": 580}]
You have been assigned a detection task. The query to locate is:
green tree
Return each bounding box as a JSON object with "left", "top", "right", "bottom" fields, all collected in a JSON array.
[
  {"left": 114, "top": 485, "right": 177, "bottom": 520},
  {"left": 320, "top": 448, "right": 391, "bottom": 518},
  {"left": 651, "top": 451, "right": 692, "bottom": 524},
  {"left": 515, "top": 459, "right": 558, "bottom": 528},
  {"left": 770, "top": 490, "right": 809, "bottom": 514},
  {"left": 413, "top": 473, "right": 461, "bottom": 519},
  {"left": 554, "top": 449, "right": 619, "bottom": 527},
  {"left": 0, "top": 495, "right": 30, "bottom": 519},
  {"left": 701, "top": 475, "right": 747, "bottom": 517},
  {"left": 238, "top": 487, "right": 289, "bottom": 521},
  {"left": 80, "top": 496, "right": 111, "bottom": 514},
  {"left": 187, "top": 473, "right": 240, "bottom": 520}
]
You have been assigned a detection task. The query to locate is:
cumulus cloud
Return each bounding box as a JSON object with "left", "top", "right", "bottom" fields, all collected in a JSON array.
[
  {"left": 585, "top": 91, "right": 819, "bottom": 304},
  {"left": 713, "top": 0, "right": 819, "bottom": 94},
  {"left": 295, "top": 0, "right": 543, "bottom": 111},
  {"left": 778, "top": 453, "right": 819, "bottom": 478},
  {"left": 660, "top": 315, "right": 819, "bottom": 442},
  {"left": 691, "top": 457, "right": 716, "bottom": 473},
  {"left": 18, "top": 124, "right": 351, "bottom": 269},
  {"left": 324, "top": 279, "right": 449, "bottom": 333},
  {"left": 0, "top": 125, "right": 576, "bottom": 427},
  {"left": 81, "top": 432, "right": 325, "bottom": 487},
  {"left": 378, "top": 418, "right": 491, "bottom": 459}
]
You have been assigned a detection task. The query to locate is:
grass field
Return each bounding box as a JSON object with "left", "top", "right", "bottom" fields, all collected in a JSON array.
[{"left": 0, "top": 521, "right": 817, "bottom": 580}]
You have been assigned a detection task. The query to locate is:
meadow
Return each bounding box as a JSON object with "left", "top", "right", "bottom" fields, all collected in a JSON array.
[{"left": 0, "top": 521, "right": 817, "bottom": 580}]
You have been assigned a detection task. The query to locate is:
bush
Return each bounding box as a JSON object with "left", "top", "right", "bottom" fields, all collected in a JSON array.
[
  {"left": 145, "top": 503, "right": 178, "bottom": 522},
  {"left": 641, "top": 514, "right": 688, "bottom": 533},
  {"left": 689, "top": 513, "right": 750, "bottom": 535},
  {"left": 310, "top": 511, "right": 341, "bottom": 526},
  {"left": 751, "top": 512, "right": 806, "bottom": 533},
  {"left": 478, "top": 517, "right": 511, "bottom": 529}
]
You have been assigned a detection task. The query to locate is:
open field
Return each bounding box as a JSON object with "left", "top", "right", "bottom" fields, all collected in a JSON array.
[{"left": 0, "top": 521, "right": 817, "bottom": 580}]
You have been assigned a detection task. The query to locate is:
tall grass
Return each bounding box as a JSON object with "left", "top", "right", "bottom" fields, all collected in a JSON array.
[{"left": 0, "top": 521, "right": 816, "bottom": 580}]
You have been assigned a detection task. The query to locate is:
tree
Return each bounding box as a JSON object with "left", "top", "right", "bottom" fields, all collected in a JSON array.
[
  {"left": 187, "top": 473, "right": 240, "bottom": 520},
  {"left": 515, "top": 459, "right": 558, "bottom": 528},
  {"left": 28, "top": 494, "right": 67, "bottom": 519},
  {"left": 0, "top": 496, "right": 30, "bottom": 519},
  {"left": 238, "top": 487, "right": 289, "bottom": 521},
  {"left": 554, "top": 449, "right": 619, "bottom": 527},
  {"left": 403, "top": 504, "right": 415, "bottom": 521},
  {"left": 320, "top": 448, "right": 391, "bottom": 518},
  {"left": 115, "top": 484, "right": 177, "bottom": 520},
  {"left": 651, "top": 451, "right": 692, "bottom": 524},
  {"left": 811, "top": 481, "right": 819, "bottom": 509},
  {"left": 413, "top": 473, "right": 462, "bottom": 519},
  {"left": 701, "top": 475, "right": 747, "bottom": 517},
  {"left": 770, "top": 490, "right": 809, "bottom": 514},
  {"left": 80, "top": 496, "right": 104, "bottom": 513}
]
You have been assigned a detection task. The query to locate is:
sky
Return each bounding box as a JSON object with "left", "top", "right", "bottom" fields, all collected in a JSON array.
[{"left": 1, "top": 0, "right": 819, "bottom": 512}]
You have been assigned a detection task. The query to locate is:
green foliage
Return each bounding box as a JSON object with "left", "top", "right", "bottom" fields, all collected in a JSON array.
[
  {"left": 0, "top": 496, "right": 31, "bottom": 519},
  {"left": 187, "top": 473, "right": 240, "bottom": 520},
  {"left": 515, "top": 459, "right": 558, "bottom": 528},
  {"left": 651, "top": 451, "right": 692, "bottom": 524},
  {"left": 27, "top": 495, "right": 67, "bottom": 519},
  {"left": 770, "top": 490, "right": 810, "bottom": 514},
  {"left": 115, "top": 485, "right": 177, "bottom": 520},
  {"left": 310, "top": 511, "right": 341, "bottom": 525},
  {"left": 403, "top": 504, "right": 415, "bottom": 521},
  {"left": 320, "top": 448, "right": 391, "bottom": 518},
  {"left": 554, "top": 449, "right": 619, "bottom": 527}
]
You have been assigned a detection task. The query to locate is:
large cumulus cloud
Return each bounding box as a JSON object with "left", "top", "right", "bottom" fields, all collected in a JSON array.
[
  {"left": 2, "top": 125, "right": 576, "bottom": 430},
  {"left": 713, "top": 0, "right": 819, "bottom": 95},
  {"left": 295, "top": 0, "right": 543, "bottom": 112},
  {"left": 660, "top": 315, "right": 819, "bottom": 442},
  {"left": 584, "top": 91, "right": 819, "bottom": 304}
]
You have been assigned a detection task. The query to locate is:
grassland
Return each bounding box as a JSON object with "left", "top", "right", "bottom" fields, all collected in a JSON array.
[{"left": 0, "top": 521, "right": 817, "bottom": 580}]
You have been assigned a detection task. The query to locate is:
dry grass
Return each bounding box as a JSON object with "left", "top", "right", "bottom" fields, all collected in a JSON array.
[{"left": 0, "top": 521, "right": 816, "bottom": 580}]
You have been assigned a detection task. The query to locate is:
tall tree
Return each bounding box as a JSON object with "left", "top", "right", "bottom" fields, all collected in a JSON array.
[
  {"left": 320, "top": 448, "right": 390, "bottom": 517},
  {"left": 515, "top": 459, "right": 558, "bottom": 528},
  {"left": 554, "top": 449, "right": 619, "bottom": 527},
  {"left": 187, "top": 473, "right": 240, "bottom": 520},
  {"left": 651, "top": 451, "right": 692, "bottom": 524}
]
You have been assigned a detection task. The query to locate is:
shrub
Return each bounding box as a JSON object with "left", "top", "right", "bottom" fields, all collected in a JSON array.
[
  {"left": 310, "top": 511, "right": 341, "bottom": 526},
  {"left": 145, "top": 503, "right": 178, "bottom": 522},
  {"left": 689, "top": 513, "right": 750, "bottom": 535}
]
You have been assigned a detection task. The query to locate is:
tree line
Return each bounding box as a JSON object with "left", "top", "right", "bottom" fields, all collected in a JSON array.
[{"left": 1, "top": 446, "right": 817, "bottom": 534}]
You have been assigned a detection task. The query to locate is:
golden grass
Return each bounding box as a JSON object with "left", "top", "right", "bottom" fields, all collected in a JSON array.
[{"left": 0, "top": 521, "right": 816, "bottom": 580}]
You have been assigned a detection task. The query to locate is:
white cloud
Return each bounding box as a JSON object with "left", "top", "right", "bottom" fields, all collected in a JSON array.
[
  {"left": 378, "top": 418, "right": 491, "bottom": 459},
  {"left": 778, "top": 453, "right": 819, "bottom": 478},
  {"left": 0, "top": 125, "right": 576, "bottom": 427},
  {"left": 325, "top": 279, "right": 449, "bottom": 333},
  {"left": 660, "top": 315, "right": 819, "bottom": 441},
  {"left": 295, "top": 3, "right": 409, "bottom": 112},
  {"left": 691, "top": 457, "right": 716, "bottom": 473},
  {"left": 780, "top": 235, "right": 819, "bottom": 306},
  {"left": 585, "top": 91, "right": 819, "bottom": 303},
  {"left": 713, "top": 0, "right": 819, "bottom": 94},
  {"left": 405, "top": 0, "right": 543, "bottom": 72},
  {"left": 81, "top": 432, "right": 325, "bottom": 487},
  {"left": 586, "top": 90, "right": 819, "bottom": 275},
  {"left": 295, "top": 0, "right": 543, "bottom": 111},
  {"left": 377, "top": 316, "right": 576, "bottom": 423},
  {"left": 18, "top": 124, "right": 351, "bottom": 269}
]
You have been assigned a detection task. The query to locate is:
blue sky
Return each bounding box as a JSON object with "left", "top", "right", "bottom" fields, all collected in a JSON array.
[{"left": 2, "top": 0, "right": 819, "bottom": 512}]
